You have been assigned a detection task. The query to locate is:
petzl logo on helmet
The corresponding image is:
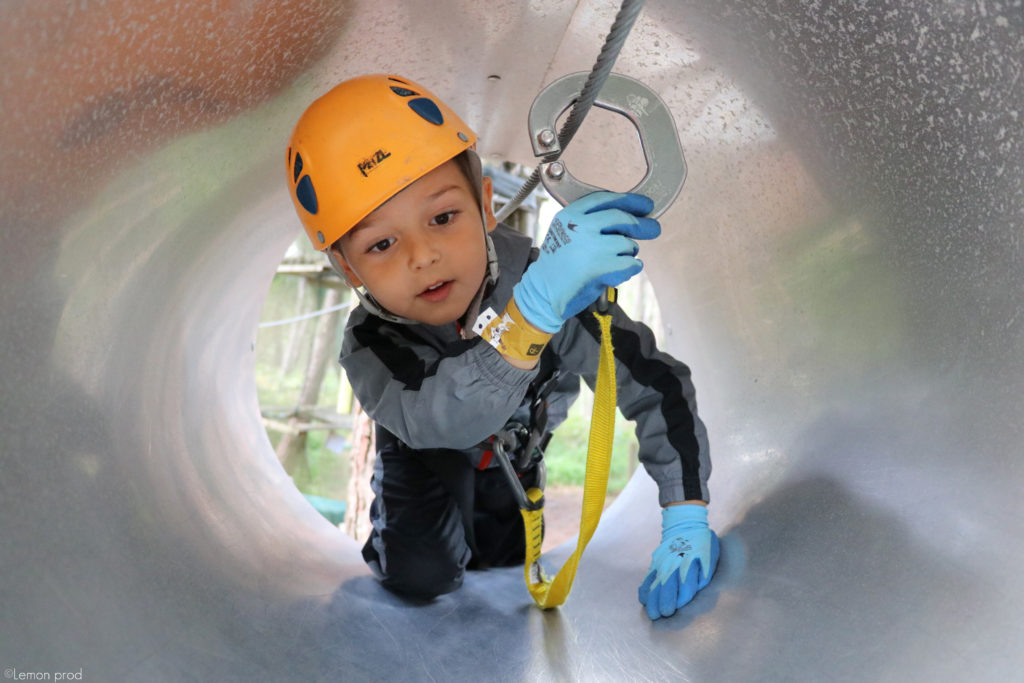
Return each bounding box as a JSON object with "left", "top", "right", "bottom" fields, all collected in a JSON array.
[{"left": 358, "top": 149, "right": 392, "bottom": 177}]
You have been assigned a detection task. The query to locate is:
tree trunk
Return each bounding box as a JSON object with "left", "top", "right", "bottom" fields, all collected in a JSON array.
[
  {"left": 276, "top": 285, "right": 344, "bottom": 482},
  {"left": 343, "top": 403, "right": 375, "bottom": 543}
]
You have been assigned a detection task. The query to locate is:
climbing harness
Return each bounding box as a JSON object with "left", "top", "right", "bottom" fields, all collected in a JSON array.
[
  {"left": 491, "top": 424, "right": 546, "bottom": 511},
  {"left": 491, "top": 367, "right": 561, "bottom": 512},
  {"left": 491, "top": 0, "right": 687, "bottom": 609}
]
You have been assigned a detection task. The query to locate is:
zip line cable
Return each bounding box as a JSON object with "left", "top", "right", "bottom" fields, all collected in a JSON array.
[
  {"left": 258, "top": 300, "right": 353, "bottom": 329},
  {"left": 494, "top": 0, "right": 647, "bottom": 223}
]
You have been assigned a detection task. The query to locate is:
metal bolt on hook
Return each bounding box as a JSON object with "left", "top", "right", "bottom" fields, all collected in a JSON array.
[
  {"left": 545, "top": 161, "right": 565, "bottom": 180},
  {"left": 536, "top": 128, "right": 557, "bottom": 148}
]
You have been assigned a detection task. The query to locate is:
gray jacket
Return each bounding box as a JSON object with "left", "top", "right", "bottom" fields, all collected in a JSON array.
[{"left": 339, "top": 224, "right": 711, "bottom": 505}]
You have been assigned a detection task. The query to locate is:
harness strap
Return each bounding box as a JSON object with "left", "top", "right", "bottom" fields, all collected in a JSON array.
[
  {"left": 516, "top": 367, "right": 560, "bottom": 470},
  {"left": 521, "top": 307, "right": 617, "bottom": 608}
]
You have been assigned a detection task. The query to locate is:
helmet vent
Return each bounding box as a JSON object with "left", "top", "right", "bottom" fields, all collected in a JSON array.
[
  {"left": 408, "top": 97, "right": 444, "bottom": 125},
  {"left": 296, "top": 174, "right": 318, "bottom": 215},
  {"left": 293, "top": 152, "right": 304, "bottom": 182},
  {"left": 389, "top": 86, "right": 419, "bottom": 97}
]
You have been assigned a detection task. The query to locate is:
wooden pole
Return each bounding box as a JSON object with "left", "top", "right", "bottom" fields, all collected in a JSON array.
[{"left": 276, "top": 285, "right": 344, "bottom": 484}]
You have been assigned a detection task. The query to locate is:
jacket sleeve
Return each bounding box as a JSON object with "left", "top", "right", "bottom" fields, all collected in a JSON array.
[
  {"left": 340, "top": 307, "right": 540, "bottom": 450},
  {"left": 549, "top": 302, "right": 712, "bottom": 506}
]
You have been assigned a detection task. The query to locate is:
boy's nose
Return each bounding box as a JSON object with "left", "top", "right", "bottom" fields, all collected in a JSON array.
[{"left": 408, "top": 234, "right": 442, "bottom": 269}]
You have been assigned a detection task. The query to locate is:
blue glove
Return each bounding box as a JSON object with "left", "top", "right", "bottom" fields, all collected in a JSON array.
[
  {"left": 638, "top": 504, "right": 720, "bottom": 620},
  {"left": 512, "top": 191, "right": 660, "bottom": 333}
]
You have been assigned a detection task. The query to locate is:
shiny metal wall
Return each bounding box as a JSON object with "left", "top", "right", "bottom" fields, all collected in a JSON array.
[{"left": 2, "top": 1, "right": 1021, "bottom": 680}]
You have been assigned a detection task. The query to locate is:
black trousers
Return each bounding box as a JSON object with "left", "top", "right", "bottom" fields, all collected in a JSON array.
[{"left": 361, "top": 425, "right": 541, "bottom": 599}]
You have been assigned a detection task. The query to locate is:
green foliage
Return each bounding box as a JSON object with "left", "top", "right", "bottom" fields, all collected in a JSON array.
[
  {"left": 545, "top": 403, "right": 638, "bottom": 494},
  {"left": 253, "top": 363, "right": 340, "bottom": 411},
  {"left": 301, "top": 430, "right": 349, "bottom": 500}
]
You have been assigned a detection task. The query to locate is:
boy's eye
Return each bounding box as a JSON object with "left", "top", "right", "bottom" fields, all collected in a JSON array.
[
  {"left": 431, "top": 211, "right": 457, "bottom": 226},
  {"left": 367, "top": 237, "right": 395, "bottom": 253}
]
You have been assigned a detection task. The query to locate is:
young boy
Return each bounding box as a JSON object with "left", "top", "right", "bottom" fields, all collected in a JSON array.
[{"left": 285, "top": 74, "right": 718, "bottom": 620}]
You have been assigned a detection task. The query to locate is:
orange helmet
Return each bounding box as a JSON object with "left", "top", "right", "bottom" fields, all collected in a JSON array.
[{"left": 286, "top": 74, "right": 478, "bottom": 250}]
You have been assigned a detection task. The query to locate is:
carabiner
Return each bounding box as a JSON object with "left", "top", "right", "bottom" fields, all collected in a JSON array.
[
  {"left": 492, "top": 428, "right": 545, "bottom": 512},
  {"left": 527, "top": 71, "right": 686, "bottom": 220}
]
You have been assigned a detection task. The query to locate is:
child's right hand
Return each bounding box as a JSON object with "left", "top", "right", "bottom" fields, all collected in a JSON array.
[{"left": 512, "top": 191, "right": 661, "bottom": 333}]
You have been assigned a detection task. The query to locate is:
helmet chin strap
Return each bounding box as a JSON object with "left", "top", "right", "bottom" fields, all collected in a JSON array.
[
  {"left": 325, "top": 248, "right": 415, "bottom": 325},
  {"left": 461, "top": 148, "right": 502, "bottom": 288},
  {"left": 325, "top": 148, "right": 500, "bottom": 327}
]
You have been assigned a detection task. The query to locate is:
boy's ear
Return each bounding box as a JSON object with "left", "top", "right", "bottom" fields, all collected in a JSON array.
[
  {"left": 482, "top": 175, "right": 498, "bottom": 233},
  {"left": 328, "top": 244, "right": 363, "bottom": 288}
]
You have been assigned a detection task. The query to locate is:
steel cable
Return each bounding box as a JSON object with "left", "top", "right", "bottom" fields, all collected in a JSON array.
[{"left": 495, "top": 0, "right": 647, "bottom": 223}]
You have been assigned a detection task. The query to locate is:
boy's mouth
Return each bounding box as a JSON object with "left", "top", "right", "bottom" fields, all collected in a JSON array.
[{"left": 418, "top": 280, "right": 453, "bottom": 302}]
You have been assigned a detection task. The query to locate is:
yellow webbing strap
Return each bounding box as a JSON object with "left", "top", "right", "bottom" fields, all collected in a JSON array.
[{"left": 520, "top": 307, "right": 617, "bottom": 608}]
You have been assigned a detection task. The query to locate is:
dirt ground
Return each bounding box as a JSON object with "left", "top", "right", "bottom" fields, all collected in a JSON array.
[{"left": 541, "top": 485, "right": 618, "bottom": 553}]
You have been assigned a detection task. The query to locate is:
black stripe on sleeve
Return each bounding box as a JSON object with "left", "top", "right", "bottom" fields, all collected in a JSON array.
[
  {"left": 579, "top": 311, "right": 704, "bottom": 501},
  {"left": 348, "top": 314, "right": 482, "bottom": 392}
]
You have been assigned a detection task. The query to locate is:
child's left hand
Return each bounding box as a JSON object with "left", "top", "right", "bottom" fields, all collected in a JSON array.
[{"left": 638, "top": 504, "right": 720, "bottom": 620}]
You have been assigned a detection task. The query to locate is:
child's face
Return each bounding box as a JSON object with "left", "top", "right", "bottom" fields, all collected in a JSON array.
[{"left": 332, "top": 159, "right": 496, "bottom": 326}]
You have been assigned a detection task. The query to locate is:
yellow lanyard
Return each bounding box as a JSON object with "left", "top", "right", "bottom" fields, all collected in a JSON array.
[{"left": 520, "top": 306, "right": 617, "bottom": 608}]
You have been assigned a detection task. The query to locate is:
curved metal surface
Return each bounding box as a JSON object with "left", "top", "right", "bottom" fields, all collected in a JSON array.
[{"left": 2, "top": 1, "right": 1021, "bottom": 681}]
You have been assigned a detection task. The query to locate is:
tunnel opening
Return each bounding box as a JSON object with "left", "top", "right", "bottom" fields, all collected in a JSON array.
[{"left": 252, "top": 158, "right": 666, "bottom": 549}]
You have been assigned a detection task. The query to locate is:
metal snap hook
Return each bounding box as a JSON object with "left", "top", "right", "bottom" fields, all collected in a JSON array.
[{"left": 527, "top": 72, "right": 686, "bottom": 219}]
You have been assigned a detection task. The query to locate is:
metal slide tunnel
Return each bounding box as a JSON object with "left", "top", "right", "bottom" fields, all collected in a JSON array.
[{"left": 2, "top": 1, "right": 1021, "bottom": 680}]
